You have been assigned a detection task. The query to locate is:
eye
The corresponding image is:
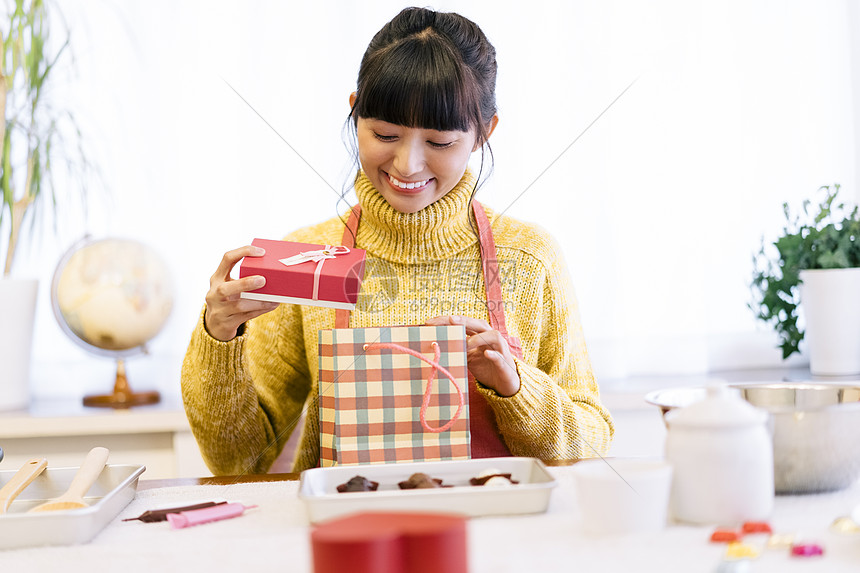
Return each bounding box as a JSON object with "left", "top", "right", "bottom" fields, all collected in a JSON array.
[
  {"left": 372, "top": 132, "right": 397, "bottom": 142},
  {"left": 427, "top": 140, "right": 454, "bottom": 149}
]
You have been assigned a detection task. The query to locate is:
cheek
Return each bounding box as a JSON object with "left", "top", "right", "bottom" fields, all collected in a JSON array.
[
  {"left": 430, "top": 149, "right": 471, "bottom": 182},
  {"left": 357, "top": 138, "right": 387, "bottom": 170}
]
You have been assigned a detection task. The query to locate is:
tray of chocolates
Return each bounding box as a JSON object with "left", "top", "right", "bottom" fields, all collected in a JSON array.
[{"left": 298, "top": 457, "right": 556, "bottom": 524}]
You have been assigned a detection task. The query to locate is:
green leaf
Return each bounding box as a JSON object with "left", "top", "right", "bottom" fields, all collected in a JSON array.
[
  {"left": 750, "top": 182, "right": 860, "bottom": 359},
  {"left": 2, "top": 0, "right": 95, "bottom": 275}
]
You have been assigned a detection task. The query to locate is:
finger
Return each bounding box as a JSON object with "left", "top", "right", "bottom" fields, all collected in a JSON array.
[
  {"left": 467, "top": 329, "right": 507, "bottom": 353},
  {"left": 205, "top": 296, "right": 278, "bottom": 322},
  {"left": 482, "top": 348, "right": 518, "bottom": 376},
  {"left": 484, "top": 348, "right": 510, "bottom": 364},
  {"left": 424, "top": 315, "right": 493, "bottom": 334},
  {"left": 205, "top": 300, "right": 279, "bottom": 341},
  {"left": 423, "top": 315, "right": 458, "bottom": 326},
  {"left": 226, "top": 275, "right": 268, "bottom": 300},
  {"left": 212, "top": 245, "right": 266, "bottom": 285},
  {"left": 226, "top": 305, "right": 280, "bottom": 325},
  {"left": 484, "top": 350, "right": 520, "bottom": 396},
  {"left": 456, "top": 316, "right": 493, "bottom": 335},
  {"left": 227, "top": 296, "right": 280, "bottom": 315},
  {"left": 208, "top": 275, "right": 268, "bottom": 304}
]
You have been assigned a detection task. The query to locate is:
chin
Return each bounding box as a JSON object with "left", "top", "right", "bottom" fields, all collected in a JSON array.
[
  {"left": 385, "top": 197, "right": 427, "bottom": 214},
  {"left": 380, "top": 187, "right": 441, "bottom": 214}
]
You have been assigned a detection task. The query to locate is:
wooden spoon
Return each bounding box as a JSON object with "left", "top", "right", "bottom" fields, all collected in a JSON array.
[
  {"left": 0, "top": 457, "right": 48, "bottom": 514},
  {"left": 28, "top": 447, "right": 109, "bottom": 513}
]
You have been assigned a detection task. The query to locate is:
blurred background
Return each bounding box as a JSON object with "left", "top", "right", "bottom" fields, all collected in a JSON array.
[{"left": 5, "top": 0, "right": 859, "bottom": 402}]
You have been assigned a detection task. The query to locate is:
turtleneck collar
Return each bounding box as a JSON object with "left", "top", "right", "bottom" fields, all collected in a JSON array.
[{"left": 353, "top": 168, "right": 479, "bottom": 264}]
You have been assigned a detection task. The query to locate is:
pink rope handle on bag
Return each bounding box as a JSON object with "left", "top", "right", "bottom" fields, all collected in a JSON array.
[{"left": 362, "top": 341, "right": 465, "bottom": 433}]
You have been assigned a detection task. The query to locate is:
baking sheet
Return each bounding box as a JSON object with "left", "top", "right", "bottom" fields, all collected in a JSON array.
[
  {"left": 298, "top": 457, "right": 556, "bottom": 524},
  {"left": 0, "top": 463, "right": 145, "bottom": 550}
]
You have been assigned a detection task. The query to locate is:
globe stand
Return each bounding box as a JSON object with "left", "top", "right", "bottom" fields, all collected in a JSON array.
[{"left": 83, "top": 358, "right": 160, "bottom": 409}]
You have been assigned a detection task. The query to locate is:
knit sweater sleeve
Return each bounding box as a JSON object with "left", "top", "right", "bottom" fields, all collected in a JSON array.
[
  {"left": 476, "top": 231, "right": 615, "bottom": 459},
  {"left": 180, "top": 303, "right": 311, "bottom": 475}
]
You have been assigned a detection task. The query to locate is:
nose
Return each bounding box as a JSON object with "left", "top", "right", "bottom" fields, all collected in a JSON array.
[{"left": 392, "top": 138, "right": 425, "bottom": 177}]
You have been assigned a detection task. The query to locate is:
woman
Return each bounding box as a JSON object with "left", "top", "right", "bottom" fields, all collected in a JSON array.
[{"left": 182, "top": 7, "right": 614, "bottom": 474}]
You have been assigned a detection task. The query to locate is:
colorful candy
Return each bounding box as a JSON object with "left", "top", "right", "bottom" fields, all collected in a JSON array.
[
  {"left": 710, "top": 528, "right": 742, "bottom": 543},
  {"left": 830, "top": 516, "right": 860, "bottom": 534},
  {"left": 725, "top": 542, "right": 759, "bottom": 559},
  {"left": 709, "top": 521, "right": 828, "bottom": 563},
  {"left": 790, "top": 543, "right": 824, "bottom": 557},
  {"left": 766, "top": 533, "right": 795, "bottom": 549},
  {"left": 741, "top": 521, "right": 772, "bottom": 534}
]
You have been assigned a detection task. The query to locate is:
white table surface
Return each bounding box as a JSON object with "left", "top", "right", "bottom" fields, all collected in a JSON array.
[{"left": 2, "top": 464, "right": 858, "bottom": 572}]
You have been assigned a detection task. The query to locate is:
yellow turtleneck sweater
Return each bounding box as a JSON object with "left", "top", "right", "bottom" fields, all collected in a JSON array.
[{"left": 181, "top": 171, "right": 614, "bottom": 474}]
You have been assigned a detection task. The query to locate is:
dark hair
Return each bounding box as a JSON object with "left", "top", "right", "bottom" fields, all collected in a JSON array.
[
  {"left": 342, "top": 7, "right": 498, "bottom": 208},
  {"left": 352, "top": 7, "right": 497, "bottom": 144}
]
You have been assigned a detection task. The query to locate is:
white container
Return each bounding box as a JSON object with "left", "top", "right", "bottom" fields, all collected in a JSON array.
[
  {"left": 0, "top": 278, "right": 38, "bottom": 411},
  {"left": 799, "top": 268, "right": 860, "bottom": 376},
  {"left": 571, "top": 458, "right": 673, "bottom": 536},
  {"left": 665, "top": 386, "right": 774, "bottom": 525},
  {"left": 298, "top": 457, "right": 556, "bottom": 524},
  {"left": 0, "top": 463, "right": 144, "bottom": 550}
]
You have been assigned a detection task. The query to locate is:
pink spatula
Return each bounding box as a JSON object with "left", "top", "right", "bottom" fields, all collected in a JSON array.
[{"left": 28, "top": 447, "right": 109, "bottom": 513}]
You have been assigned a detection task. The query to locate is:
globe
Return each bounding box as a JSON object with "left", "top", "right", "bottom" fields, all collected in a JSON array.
[{"left": 51, "top": 237, "right": 174, "bottom": 408}]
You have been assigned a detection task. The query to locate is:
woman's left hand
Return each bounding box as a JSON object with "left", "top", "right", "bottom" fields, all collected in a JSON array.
[{"left": 424, "top": 315, "right": 520, "bottom": 397}]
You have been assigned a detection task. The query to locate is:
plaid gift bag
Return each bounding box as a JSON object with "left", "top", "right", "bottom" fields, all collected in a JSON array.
[{"left": 318, "top": 325, "right": 471, "bottom": 466}]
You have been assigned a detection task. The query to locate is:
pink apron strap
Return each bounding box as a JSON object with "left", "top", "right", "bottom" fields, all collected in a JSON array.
[
  {"left": 334, "top": 200, "right": 516, "bottom": 458},
  {"left": 467, "top": 201, "right": 516, "bottom": 458},
  {"left": 471, "top": 201, "right": 523, "bottom": 359}
]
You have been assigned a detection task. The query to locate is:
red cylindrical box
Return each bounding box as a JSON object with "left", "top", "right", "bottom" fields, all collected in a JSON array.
[{"left": 311, "top": 512, "right": 468, "bottom": 573}]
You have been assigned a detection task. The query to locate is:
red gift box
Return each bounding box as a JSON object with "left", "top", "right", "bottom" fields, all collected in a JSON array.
[
  {"left": 311, "top": 512, "right": 467, "bottom": 573},
  {"left": 239, "top": 238, "right": 366, "bottom": 310}
]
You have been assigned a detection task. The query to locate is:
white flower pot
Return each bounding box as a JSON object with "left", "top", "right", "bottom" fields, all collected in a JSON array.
[
  {"left": 799, "top": 268, "right": 860, "bottom": 376},
  {"left": 0, "top": 278, "right": 38, "bottom": 410}
]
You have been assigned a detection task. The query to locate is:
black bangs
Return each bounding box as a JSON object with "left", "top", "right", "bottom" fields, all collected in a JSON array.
[{"left": 353, "top": 32, "right": 480, "bottom": 133}]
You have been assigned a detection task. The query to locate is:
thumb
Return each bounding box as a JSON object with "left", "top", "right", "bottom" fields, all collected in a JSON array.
[
  {"left": 485, "top": 349, "right": 502, "bottom": 361},
  {"left": 486, "top": 349, "right": 516, "bottom": 372}
]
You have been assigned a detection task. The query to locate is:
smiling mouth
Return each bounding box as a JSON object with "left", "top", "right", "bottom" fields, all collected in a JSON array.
[{"left": 387, "top": 173, "right": 432, "bottom": 192}]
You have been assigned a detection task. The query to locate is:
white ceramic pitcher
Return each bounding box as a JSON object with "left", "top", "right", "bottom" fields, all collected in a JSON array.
[{"left": 665, "top": 385, "right": 774, "bottom": 525}]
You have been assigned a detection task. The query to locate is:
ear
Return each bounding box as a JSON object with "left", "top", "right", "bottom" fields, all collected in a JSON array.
[
  {"left": 349, "top": 92, "right": 357, "bottom": 109},
  {"left": 473, "top": 115, "right": 499, "bottom": 151}
]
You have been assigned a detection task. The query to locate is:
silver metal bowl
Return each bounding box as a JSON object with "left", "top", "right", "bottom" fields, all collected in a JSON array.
[{"left": 646, "top": 383, "right": 860, "bottom": 494}]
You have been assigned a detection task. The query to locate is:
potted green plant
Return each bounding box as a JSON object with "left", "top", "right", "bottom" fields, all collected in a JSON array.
[
  {"left": 1, "top": 0, "right": 90, "bottom": 410},
  {"left": 750, "top": 183, "right": 860, "bottom": 375}
]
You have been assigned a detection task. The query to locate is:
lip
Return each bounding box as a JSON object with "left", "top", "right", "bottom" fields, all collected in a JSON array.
[{"left": 384, "top": 172, "right": 433, "bottom": 194}]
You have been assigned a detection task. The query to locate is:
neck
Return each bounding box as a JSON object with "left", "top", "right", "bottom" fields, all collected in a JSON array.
[{"left": 353, "top": 169, "right": 479, "bottom": 264}]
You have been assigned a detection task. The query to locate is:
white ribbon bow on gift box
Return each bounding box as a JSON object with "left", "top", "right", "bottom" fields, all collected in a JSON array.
[{"left": 279, "top": 246, "right": 351, "bottom": 302}]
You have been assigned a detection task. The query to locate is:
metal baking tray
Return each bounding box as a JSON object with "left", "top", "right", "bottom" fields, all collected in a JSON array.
[
  {"left": 0, "top": 463, "right": 145, "bottom": 550},
  {"left": 298, "top": 457, "right": 556, "bottom": 524}
]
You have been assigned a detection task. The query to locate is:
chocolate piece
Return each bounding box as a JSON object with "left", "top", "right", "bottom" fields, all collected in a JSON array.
[
  {"left": 483, "top": 476, "right": 516, "bottom": 487},
  {"left": 469, "top": 473, "right": 518, "bottom": 486},
  {"left": 122, "top": 501, "right": 227, "bottom": 523},
  {"left": 336, "top": 475, "right": 379, "bottom": 493},
  {"left": 398, "top": 472, "right": 445, "bottom": 489}
]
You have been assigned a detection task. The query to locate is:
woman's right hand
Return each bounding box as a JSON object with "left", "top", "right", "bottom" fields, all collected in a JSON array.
[{"left": 204, "top": 245, "right": 280, "bottom": 341}]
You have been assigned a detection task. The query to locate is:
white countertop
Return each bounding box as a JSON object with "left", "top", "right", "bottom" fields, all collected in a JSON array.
[{"left": 1, "top": 464, "right": 858, "bottom": 572}]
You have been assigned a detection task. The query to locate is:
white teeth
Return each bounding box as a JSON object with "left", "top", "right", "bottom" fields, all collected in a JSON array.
[{"left": 389, "top": 175, "right": 428, "bottom": 189}]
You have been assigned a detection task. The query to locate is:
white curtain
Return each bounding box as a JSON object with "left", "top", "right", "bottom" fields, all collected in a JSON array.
[{"left": 16, "top": 0, "right": 858, "bottom": 397}]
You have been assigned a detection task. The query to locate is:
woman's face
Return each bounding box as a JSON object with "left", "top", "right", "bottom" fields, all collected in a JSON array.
[{"left": 354, "top": 116, "right": 478, "bottom": 214}]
